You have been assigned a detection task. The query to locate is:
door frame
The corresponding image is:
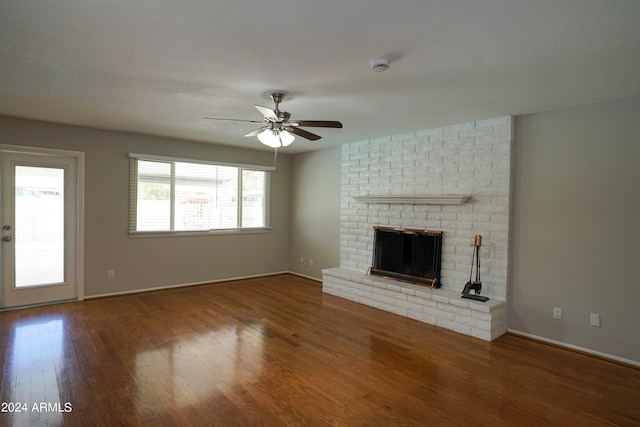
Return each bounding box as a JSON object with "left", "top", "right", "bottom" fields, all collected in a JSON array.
[{"left": 0, "top": 144, "right": 85, "bottom": 308}]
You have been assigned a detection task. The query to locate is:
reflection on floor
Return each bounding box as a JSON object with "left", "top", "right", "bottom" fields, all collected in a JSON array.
[{"left": 1, "top": 274, "right": 639, "bottom": 425}]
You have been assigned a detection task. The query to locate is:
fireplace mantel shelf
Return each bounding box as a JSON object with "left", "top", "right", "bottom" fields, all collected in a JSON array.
[{"left": 353, "top": 195, "right": 471, "bottom": 205}]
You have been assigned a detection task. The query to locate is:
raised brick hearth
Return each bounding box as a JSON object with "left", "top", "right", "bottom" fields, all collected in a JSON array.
[{"left": 322, "top": 267, "right": 506, "bottom": 341}]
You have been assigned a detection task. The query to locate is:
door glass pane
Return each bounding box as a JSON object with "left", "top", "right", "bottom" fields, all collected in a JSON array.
[{"left": 15, "top": 166, "right": 65, "bottom": 287}]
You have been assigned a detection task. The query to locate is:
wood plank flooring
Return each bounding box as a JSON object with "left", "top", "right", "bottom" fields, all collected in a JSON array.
[{"left": 1, "top": 274, "right": 639, "bottom": 426}]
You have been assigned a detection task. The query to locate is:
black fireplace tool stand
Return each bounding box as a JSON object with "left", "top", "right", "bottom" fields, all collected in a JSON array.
[{"left": 461, "top": 235, "right": 489, "bottom": 302}]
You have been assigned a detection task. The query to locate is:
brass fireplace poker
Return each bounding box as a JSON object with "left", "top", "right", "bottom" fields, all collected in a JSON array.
[{"left": 461, "top": 234, "right": 490, "bottom": 302}]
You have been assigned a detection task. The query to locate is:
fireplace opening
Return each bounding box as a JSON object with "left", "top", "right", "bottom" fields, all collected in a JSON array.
[{"left": 370, "top": 226, "right": 442, "bottom": 288}]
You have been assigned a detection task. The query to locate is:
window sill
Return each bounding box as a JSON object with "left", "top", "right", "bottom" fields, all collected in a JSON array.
[{"left": 128, "top": 227, "right": 272, "bottom": 239}]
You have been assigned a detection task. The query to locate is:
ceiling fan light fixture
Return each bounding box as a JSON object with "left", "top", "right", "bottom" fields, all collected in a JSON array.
[
  {"left": 257, "top": 129, "right": 282, "bottom": 148},
  {"left": 280, "top": 130, "right": 295, "bottom": 147},
  {"left": 257, "top": 128, "right": 295, "bottom": 148}
]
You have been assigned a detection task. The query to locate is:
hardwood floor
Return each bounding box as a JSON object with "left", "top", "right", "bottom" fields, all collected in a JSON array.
[{"left": 1, "top": 274, "right": 639, "bottom": 426}]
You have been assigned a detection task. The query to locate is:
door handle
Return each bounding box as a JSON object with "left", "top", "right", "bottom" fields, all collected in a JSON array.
[{"left": 2, "top": 236, "right": 11, "bottom": 242}]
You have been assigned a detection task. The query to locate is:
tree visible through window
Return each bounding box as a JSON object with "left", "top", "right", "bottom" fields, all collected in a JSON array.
[{"left": 129, "top": 156, "right": 272, "bottom": 233}]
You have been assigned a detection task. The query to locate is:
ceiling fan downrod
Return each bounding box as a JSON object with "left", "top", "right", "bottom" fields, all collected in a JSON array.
[{"left": 270, "top": 92, "right": 291, "bottom": 121}]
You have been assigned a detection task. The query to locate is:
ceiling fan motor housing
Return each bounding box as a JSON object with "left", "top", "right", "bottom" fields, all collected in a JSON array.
[{"left": 278, "top": 111, "right": 291, "bottom": 121}]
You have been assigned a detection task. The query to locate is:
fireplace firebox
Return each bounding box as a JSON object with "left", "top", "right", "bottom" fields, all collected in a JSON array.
[{"left": 370, "top": 226, "right": 442, "bottom": 288}]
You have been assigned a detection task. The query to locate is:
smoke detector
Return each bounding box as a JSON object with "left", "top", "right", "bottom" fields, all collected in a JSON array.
[{"left": 371, "top": 57, "right": 390, "bottom": 72}]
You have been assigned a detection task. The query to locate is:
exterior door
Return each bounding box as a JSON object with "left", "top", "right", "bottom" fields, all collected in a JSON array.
[{"left": 1, "top": 148, "right": 82, "bottom": 308}]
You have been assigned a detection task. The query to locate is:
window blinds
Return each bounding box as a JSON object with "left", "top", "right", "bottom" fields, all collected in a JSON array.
[{"left": 128, "top": 153, "right": 273, "bottom": 234}]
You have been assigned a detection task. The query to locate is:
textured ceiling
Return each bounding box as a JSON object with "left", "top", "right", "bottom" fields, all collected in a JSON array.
[{"left": 1, "top": 0, "right": 640, "bottom": 153}]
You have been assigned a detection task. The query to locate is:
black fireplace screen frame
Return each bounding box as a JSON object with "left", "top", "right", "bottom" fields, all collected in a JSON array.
[{"left": 370, "top": 226, "right": 443, "bottom": 288}]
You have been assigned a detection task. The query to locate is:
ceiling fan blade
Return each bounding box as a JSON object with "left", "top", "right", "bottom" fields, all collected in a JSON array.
[
  {"left": 294, "top": 120, "right": 343, "bottom": 128},
  {"left": 204, "top": 117, "right": 264, "bottom": 124},
  {"left": 255, "top": 105, "right": 279, "bottom": 122},
  {"left": 289, "top": 127, "right": 322, "bottom": 141},
  {"left": 244, "top": 127, "right": 268, "bottom": 137}
]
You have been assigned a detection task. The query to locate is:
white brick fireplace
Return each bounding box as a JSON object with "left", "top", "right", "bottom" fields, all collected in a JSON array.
[{"left": 322, "top": 117, "right": 512, "bottom": 341}]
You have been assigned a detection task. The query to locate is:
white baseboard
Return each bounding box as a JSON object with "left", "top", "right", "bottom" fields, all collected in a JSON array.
[
  {"left": 288, "top": 271, "right": 322, "bottom": 283},
  {"left": 507, "top": 329, "right": 640, "bottom": 368},
  {"left": 85, "top": 271, "right": 290, "bottom": 300}
]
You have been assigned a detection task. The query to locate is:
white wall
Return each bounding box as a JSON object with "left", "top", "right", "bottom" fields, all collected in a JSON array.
[
  {"left": 339, "top": 117, "right": 512, "bottom": 300},
  {"left": 511, "top": 96, "right": 640, "bottom": 364},
  {"left": 0, "top": 116, "right": 291, "bottom": 297}
]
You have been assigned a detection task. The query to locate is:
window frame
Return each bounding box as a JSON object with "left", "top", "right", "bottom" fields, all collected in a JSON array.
[{"left": 128, "top": 153, "right": 274, "bottom": 238}]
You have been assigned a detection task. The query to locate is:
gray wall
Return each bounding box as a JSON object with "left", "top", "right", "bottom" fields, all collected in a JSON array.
[
  {"left": 288, "top": 96, "right": 640, "bottom": 364},
  {"left": 289, "top": 146, "right": 341, "bottom": 279},
  {"left": 4, "top": 93, "right": 640, "bottom": 364},
  {"left": 511, "top": 96, "right": 640, "bottom": 363},
  {"left": 1, "top": 116, "right": 291, "bottom": 297}
]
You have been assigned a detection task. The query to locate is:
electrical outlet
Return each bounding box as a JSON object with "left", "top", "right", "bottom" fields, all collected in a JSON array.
[
  {"left": 590, "top": 313, "right": 601, "bottom": 327},
  {"left": 108, "top": 269, "right": 115, "bottom": 279},
  {"left": 309, "top": 259, "right": 314, "bottom": 266},
  {"left": 553, "top": 307, "right": 562, "bottom": 319},
  {"left": 300, "top": 257, "right": 304, "bottom": 264}
]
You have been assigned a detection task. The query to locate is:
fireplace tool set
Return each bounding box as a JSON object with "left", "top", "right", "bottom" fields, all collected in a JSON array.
[{"left": 461, "top": 234, "right": 490, "bottom": 302}]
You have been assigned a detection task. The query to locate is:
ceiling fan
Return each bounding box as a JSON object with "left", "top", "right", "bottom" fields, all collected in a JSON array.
[{"left": 205, "top": 92, "right": 342, "bottom": 148}]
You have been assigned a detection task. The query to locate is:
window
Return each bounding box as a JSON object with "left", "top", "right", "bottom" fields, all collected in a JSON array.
[{"left": 128, "top": 153, "right": 273, "bottom": 234}]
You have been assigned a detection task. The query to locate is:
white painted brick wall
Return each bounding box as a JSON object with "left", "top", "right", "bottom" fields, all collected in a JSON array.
[{"left": 338, "top": 116, "right": 512, "bottom": 300}]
